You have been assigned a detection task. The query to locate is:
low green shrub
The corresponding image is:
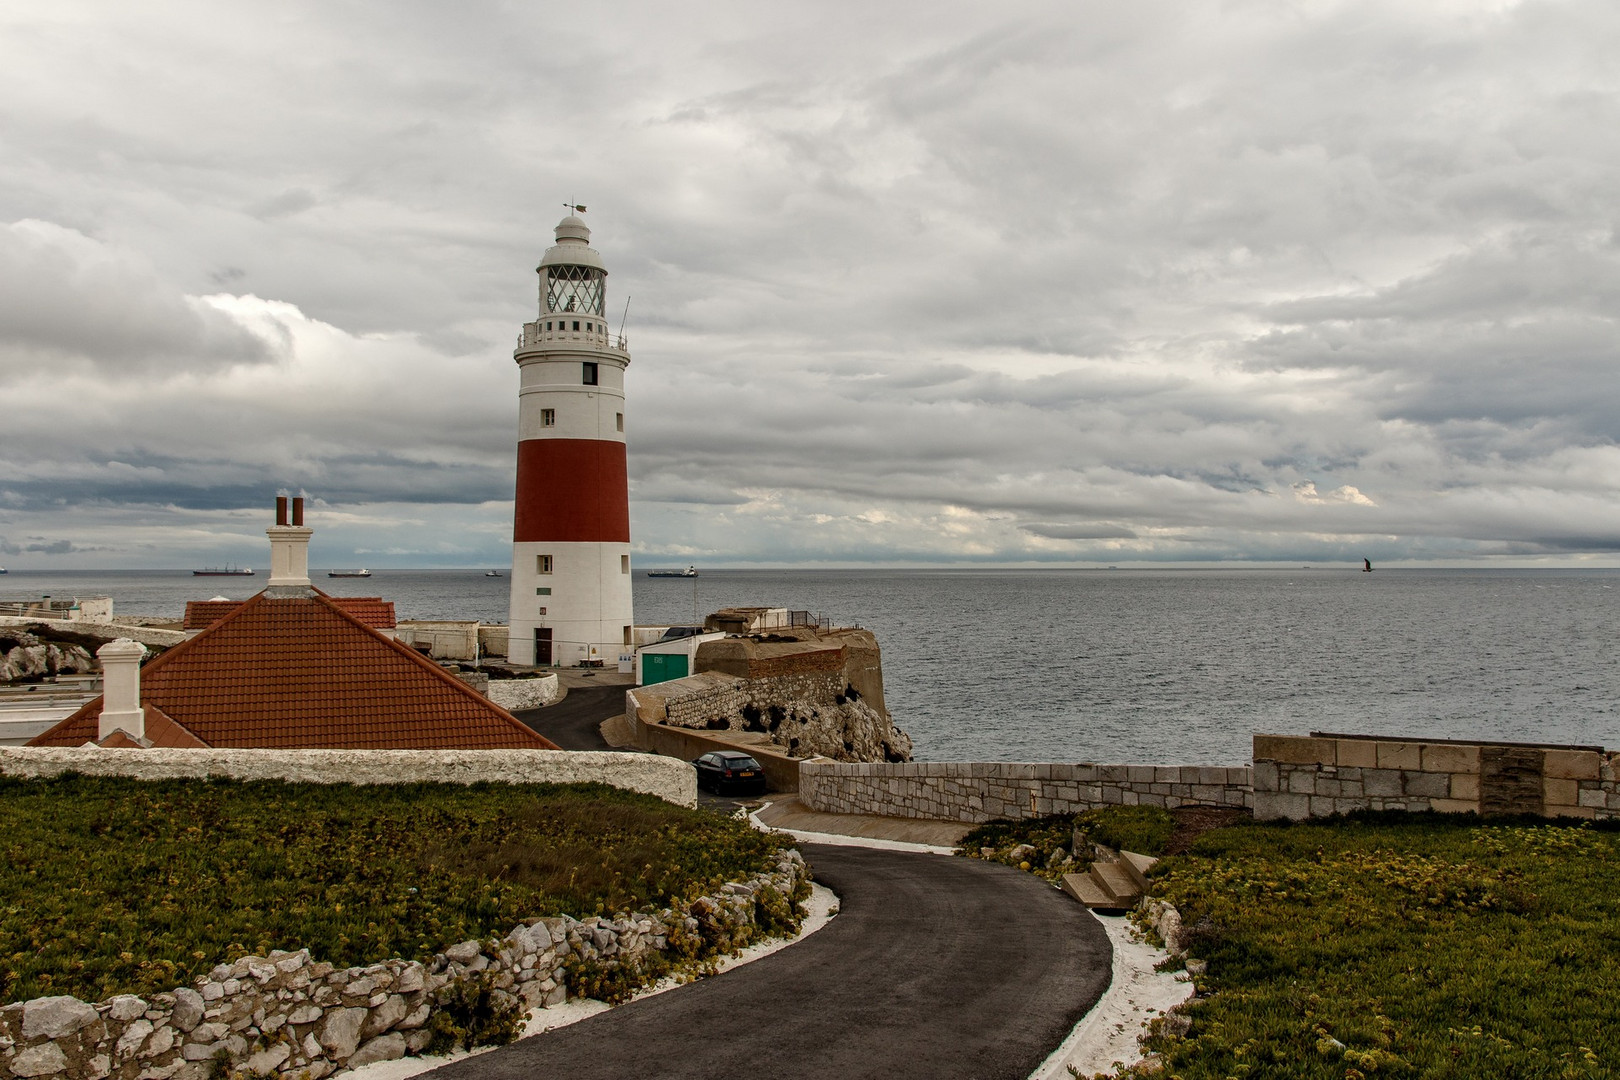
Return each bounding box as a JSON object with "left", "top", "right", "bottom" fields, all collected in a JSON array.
[
  {"left": 958, "top": 806, "right": 1176, "bottom": 884},
  {"left": 1080, "top": 805, "right": 1174, "bottom": 857},
  {"left": 1123, "top": 812, "right": 1620, "bottom": 1079},
  {"left": 424, "top": 973, "right": 525, "bottom": 1053},
  {"left": 0, "top": 774, "right": 794, "bottom": 1004}
]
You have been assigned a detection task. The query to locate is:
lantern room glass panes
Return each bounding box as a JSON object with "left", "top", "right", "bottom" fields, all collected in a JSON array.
[{"left": 545, "top": 265, "right": 605, "bottom": 315}]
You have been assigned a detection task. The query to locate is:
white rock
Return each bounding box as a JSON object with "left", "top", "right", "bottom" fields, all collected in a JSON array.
[
  {"left": 147, "top": 1025, "right": 177, "bottom": 1056},
  {"left": 22, "top": 995, "right": 100, "bottom": 1039},
  {"left": 318, "top": 1007, "right": 368, "bottom": 1060},
  {"left": 347, "top": 1033, "right": 406, "bottom": 1068},
  {"left": 361, "top": 995, "right": 407, "bottom": 1038},
  {"left": 443, "top": 941, "right": 481, "bottom": 965},
  {"left": 199, "top": 982, "right": 224, "bottom": 1003},
  {"left": 243, "top": 1042, "right": 291, "bottom": 1074},
  {"left": 302, "top": 1033, "right": 322, "bottom": 1061},
  {"left": 171, "top": 988, "right": 205, "bottom": 1034},
  {"left": 109, "top": 996, "right": 149, "bottom": 1022},
  {"left": 9, "top": 1043, "right": 69, "bottom": 1077},
  {"left": 396, "top": 1003, "right": 431, "bottom": 1031},
  {"left": 393, "top": 966, "right": 424, "bottom": 994},
  {"left": 287, "top": 1005, "right": 323, "bottom": 1026},
  {"left": 116, "top": 1018, "right": 155, "bottom": 1059},
  {"left": 87, "top": 1054, "right": 111, "bottom": 1079}
]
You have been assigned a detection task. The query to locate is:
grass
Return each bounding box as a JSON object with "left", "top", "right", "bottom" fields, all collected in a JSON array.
[
  {"left": 0, "top": 774, "right": 794, "bottom": 1005},
  {"left": 1128, "top": 813, "right": 1620, "bottom": 1080}
]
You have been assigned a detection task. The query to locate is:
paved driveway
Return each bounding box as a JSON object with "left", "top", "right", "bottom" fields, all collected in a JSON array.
[{"left": 425, "top": 843, "right": 1111, "bottom": 1080}]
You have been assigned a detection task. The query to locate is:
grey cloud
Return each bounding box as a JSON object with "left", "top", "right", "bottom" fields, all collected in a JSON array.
[
  {"left": 1021, "top": 523, "right": 1139, "bottom": 540},
  {"left": 0, "top": 222, "right": 275, "bottom": 376}
]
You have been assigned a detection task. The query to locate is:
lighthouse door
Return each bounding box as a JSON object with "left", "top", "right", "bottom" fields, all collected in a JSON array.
[{"left": 534, "top": 628, "right": 553, "bottom": 666}]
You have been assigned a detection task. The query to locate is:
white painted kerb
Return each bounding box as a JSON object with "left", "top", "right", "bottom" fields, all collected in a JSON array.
[{"left": 0, "top": 747, "right": 696, "bottom": 807}]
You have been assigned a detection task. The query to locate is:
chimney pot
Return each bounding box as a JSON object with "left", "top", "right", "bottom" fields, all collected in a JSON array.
[
  {"left": 276, "top": 495, "right": 288, "bottom": 526},
  {"left": 97, "top": 638, "right": 148, "bottom": 742},
  {"left": 292, "top": 498, "right": 304, "bottom": 526}
]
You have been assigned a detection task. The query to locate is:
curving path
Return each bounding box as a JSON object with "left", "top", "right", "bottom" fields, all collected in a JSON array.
[{"left": 426, "top": 843, "right": 1112, "bottom": 1080}]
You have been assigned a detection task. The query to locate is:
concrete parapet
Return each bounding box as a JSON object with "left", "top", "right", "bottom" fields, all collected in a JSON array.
[{"left": 0, "top": 746, "right": 696, "bottom": 806}]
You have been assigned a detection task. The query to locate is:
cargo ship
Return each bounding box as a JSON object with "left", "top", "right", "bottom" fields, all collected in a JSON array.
[
  {"left": 192, "top": 566, "right": 255, "bottom": 577},
  {"left": 646, "top": 566, "right": 699, "bottom": 578}
]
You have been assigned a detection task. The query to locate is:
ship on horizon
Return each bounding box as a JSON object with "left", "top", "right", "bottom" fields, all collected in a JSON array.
[
  {"left": 193, "top": 565, "right": 255, "bottom": 577},
  {"left": 646, "top": 566, "right": 699, "bottom": 578}
]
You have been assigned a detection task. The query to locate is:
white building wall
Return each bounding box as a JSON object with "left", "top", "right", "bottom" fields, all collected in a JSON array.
[{"left": 509, "top": 540, "right": 634, "bottom": 666}]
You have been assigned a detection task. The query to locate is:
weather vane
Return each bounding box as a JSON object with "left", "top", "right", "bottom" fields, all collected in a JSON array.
[{"left": 565, "top": 201, "right": 587, "bottom": 214}]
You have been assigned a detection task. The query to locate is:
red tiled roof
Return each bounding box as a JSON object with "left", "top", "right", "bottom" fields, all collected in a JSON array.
[
  {"left": 33, "top": 591, "right": 555, "bottom": 751},
  {"left": 184, "top": 594, "right": 395, "bottom": 630}
]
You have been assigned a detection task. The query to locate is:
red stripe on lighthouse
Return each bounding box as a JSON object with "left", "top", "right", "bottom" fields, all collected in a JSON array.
[{"left": 513, "top": 439, "right": 630, "bottom": 543}]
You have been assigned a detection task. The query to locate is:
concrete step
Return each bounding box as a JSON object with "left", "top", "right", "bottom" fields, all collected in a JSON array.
[
  {"left": 1061, "top": 873, "right": 1116, "bottom": 908},
  {"left": 1092, "top": 860, "right": 1140, "bottom": 904},
  {"left": 1121, "top": 850, "right": 1157, "bottom": 890}
]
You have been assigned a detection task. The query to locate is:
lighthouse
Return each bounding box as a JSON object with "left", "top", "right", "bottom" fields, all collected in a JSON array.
[{"left": 506, "top": 212, "right": 633, "bottom": 667}]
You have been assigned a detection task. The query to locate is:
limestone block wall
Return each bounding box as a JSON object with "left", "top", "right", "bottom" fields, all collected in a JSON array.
[
  {"left": 0, "top": 850, "right": 807, "bottom": 1080},
  {"left": 0, "top": 747, "right": 695, "bottom": 808},
  {"left": 1253, "top": 733, "right": 1620, "bottom": 821},
  {"left": 799, "top": 760, "right": 1253, "bottom": 824}
]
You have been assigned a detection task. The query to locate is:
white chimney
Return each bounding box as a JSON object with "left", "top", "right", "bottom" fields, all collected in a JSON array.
[
  {"left": 267, "top": 495, "right": 313, "bottom": 586},
  {"left": 97, "top": 638, "right": 148, "bottom": 741}
]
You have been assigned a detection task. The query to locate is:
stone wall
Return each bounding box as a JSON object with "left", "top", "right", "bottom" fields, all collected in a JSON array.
[
  {"left": 0, "top": 747, "right": 695, "bottom": 808},
  {"left": 1253, "top": 733, "right": 1620, "bottom": 821},
  {"left": 631, "top": 667, "right": 911, "bottom": 765},
  {"left": 799, "top": 760, "right": 1253, "bottom": 823},
  {"left": 0, "top": 850, "right": 807, "bottom": 1080},
  {"left": 486, "top": 675, "right": 560, "bottom": 712},
  {"left": 624, "top": 687, "right": 801, "bottom": 792}
]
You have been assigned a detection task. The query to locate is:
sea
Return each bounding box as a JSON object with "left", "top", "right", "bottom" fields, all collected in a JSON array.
[{"left": 5, "top": 567, "right": 1617, "bottom": 765}]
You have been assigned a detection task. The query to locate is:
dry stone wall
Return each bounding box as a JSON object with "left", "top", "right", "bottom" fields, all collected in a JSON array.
[
  {"left": 799, "top": 761, "right": 1253, "bottom": 823},
  {"left": 0, "top": 851, "right": 808, "bottom": 1080}
]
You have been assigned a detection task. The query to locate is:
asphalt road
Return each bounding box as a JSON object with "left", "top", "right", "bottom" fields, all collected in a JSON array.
[
  {"left": 511, "top": 685, "right": 624, "bottom": 751},
  {"left": 425, "top": 844, "right": 1112, "bottom": 1080}
]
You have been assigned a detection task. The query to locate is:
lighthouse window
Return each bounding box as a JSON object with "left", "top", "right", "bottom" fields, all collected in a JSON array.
[
  {"left": 537, "top": 554, "right": 553, "bottom": 574},
  {"left": 544, "top": 321, "right": 551, "bottom": 331},
  {"left": 621, "top": 554, "right": 629, "bottom": 574},
  {"left": 616, "top": 412, "right": 623, "bottom": 432},
  {"left": 582, "top": 362, "right": 598, "bottom": 386},
  {"left": 541, "top": 409, "right": 555, "bottom": 427},
  {"left": 572, "top": 320, "right": 580, "bottom": 331},
  {"left": 535, "top": 587, "right": 551, "bottom": 596},
  {"left": 586, "top": 322, "right": 593, "bottom": 331}
]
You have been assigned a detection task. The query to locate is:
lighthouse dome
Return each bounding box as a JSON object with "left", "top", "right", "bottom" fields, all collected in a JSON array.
[{"left": 554, "top": 215, "right": 591, "bottom": 243}]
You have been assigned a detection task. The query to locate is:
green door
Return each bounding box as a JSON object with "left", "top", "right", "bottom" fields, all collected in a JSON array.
[{"left": 642, "top": 652, "right": 689, "bottom": 686}]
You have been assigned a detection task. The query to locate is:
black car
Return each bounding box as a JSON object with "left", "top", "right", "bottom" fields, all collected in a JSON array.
[{"left": 692, "top": 751, "right": 768, "bottom": 796}]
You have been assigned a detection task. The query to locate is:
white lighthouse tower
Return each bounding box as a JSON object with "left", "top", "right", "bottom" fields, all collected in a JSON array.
[{"left": 506, "top": 211, "right": 633, "bottom": 667}]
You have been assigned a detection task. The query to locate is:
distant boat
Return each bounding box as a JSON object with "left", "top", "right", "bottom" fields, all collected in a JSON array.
[
  {"left": 484, "top": 570, "right": 502, "bottom": 577},
  {"left": 647, "top": 566, "right": 698, "bottom": 578},
  {"left": 328, "top": 569, "right": 372, "bottom": 578},
  {"left": 1363, "top": 558, "right": 1374, "bottom": 573},
  {"left": 193, "top": 566, "right": 254, "bottom": 577}
]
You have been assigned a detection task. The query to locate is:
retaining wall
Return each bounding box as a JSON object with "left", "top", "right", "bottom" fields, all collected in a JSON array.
[
  {"left": 798, "top": 760, "right": 1252, "bottom": 823},
  {"left": 624, "top": 688, "right": 799, "bottom": 791},
  {"left": 486, "top": 675, "right": 560, "bottom": 712},
  {"left": 0, "top": 850, "right": 807, "bottom": 1080},
  {"left": 1253, "top": 733, "right": 1620, "bottom": 821},
  {"left": 0, "top": 747, "right": 695, "bottom": 808}
]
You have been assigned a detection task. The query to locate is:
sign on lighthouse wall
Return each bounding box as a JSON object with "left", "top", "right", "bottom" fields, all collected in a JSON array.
[{"left": 506, "top": 212, "right": 634, "bottom": 667}]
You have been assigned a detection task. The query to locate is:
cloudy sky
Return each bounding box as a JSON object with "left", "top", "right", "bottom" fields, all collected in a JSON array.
[{"left": 2, "top": 0, "right": 1619, "bottom": 569}]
